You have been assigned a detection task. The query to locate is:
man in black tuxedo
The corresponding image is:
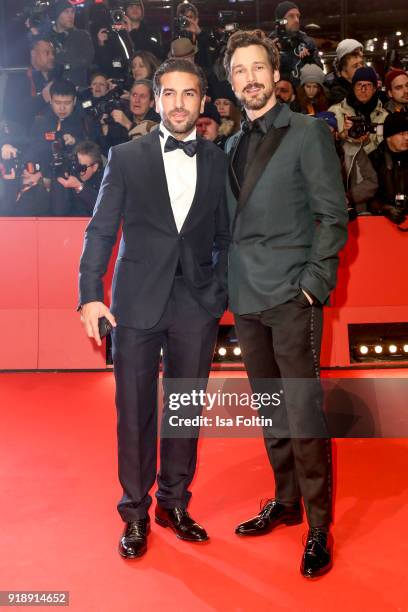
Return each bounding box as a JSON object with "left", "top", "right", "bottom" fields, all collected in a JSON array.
[
  {"left": 223, "top": 31, "right": 348, "bottom": 578},
  {"left": 78, "top": 59, "right": 229, "bottom": 558}
]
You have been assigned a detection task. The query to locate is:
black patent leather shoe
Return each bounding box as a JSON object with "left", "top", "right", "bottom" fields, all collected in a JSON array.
[
  {"left": 118, "top": 518, "right": 150, "bottom": 559},
  {"left": 155, "top": 505, "right": 209, "bottom": 542},
  {"left": 235, "top": 499, "right": 303, "bottom": 536},
  {"left": 301, "top": 527, "right": 333, "bottom": 578}
]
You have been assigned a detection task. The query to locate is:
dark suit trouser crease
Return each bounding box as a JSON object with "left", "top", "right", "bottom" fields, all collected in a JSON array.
[
  {"left": 234, "top": 294, "right": 333, "bottom": 528},
  {"left": 112, "top": 277, "right": 219, "bottom": 522}
]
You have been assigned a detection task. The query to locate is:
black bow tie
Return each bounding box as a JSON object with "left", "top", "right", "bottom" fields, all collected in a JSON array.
[{"left": 164, "top": 134, "right": 198, "bottom": 157}]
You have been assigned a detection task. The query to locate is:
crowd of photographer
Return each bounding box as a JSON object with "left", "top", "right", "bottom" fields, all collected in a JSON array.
[{"left": 0, "top": 0, "right": 407, "bottom": 223}]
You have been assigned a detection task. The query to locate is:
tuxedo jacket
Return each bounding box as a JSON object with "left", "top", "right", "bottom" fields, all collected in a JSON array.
[
  {"left": 225, "top": 103, "right": 348, "bottom": 315},
  {"left": 79, "top": 130, "right": 230, "bottom": 329}
]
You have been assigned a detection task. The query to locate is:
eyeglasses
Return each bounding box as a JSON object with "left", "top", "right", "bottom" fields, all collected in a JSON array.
[{"left": 354, "top": 82, "right": 375, "bottom": 91}]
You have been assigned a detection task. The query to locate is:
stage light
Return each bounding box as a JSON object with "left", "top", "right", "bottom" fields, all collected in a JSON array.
[
  {"left": 359, "top": 345, "right": 369, "bottom": 355},
  {"left": 373, "top": 37, "right": 378, "bottom": 42},
  {"left": 383, "top": 42, "right": 388, "bottom": 50},
  {"left": 388, "top": 345, "right": 398, "bottom": 354},
  {"left": 396, "top": 31, "right": 402, "bottom": 36},
  {"left": 374, "top": 345, "right": 383, "bottom": 354},
  {"left": 218, "top": 347, "right": 227, "bottom": 357},
  {"left": 403, "top": 345, "right": 408, "bottom": 353},
  {"left": 233, "top": 347, "right": 241, "bottom": 356}
]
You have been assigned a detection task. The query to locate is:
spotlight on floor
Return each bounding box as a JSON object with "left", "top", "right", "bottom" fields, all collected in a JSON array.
[
  {"left": 388, "top": 345, "right": 398, "bottom": 354},
  {"left": 374, "top": 345, "right": 383, "bottom": 354},
  {"left": 233, "top": 347, "right": 241, "bottom": 356},
  {"left": 218, "top": 347, "right": 227, "bottom": 357},
  {"left": 359, "top": 345, "right": 369, "bottom": 355}
]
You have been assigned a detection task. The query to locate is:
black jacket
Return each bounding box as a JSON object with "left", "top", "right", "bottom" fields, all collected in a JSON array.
[
  {"left": 79, "top": 131, "right": 230, "bottom": 328},
  {"left": 369, "top": 141, "right": 408, "bottom": 209}
]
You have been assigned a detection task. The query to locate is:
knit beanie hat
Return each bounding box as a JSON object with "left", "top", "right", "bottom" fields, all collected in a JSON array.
[
  {"left": 300, "top": 64, "right": 325, "bottom": 86},
  {"left": 352, "top": 67, "right": 378, "bottom": 87},
  {"left": 275, "top": 2, "right": 299, "bottom": 20},
  {"left": 52, "top": 0, "right": 74, "bottom": 21},
  {"left": 200, "top": 102, "right": 221, "bottom": 125},
  {"left": 383, "top": 112, "right": 408, "bottom": 139},
  {"left": 385, "top": 69, "right": 407, "bottom": 92},
  {"left": 336, "top": 39, "right": 363, "bottom": 62}
]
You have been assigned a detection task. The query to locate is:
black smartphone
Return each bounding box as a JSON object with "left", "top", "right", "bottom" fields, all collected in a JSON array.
[{"left": 98, "top": 316, "right": 113, "bottom": 339}]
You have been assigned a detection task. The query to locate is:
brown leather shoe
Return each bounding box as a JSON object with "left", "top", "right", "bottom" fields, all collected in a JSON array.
[
  {"left": 118, "top": 518, "right": 150, "bottom": 559},
  {"left": 235, "top": 499, "right": 303, "bottom": 536},
  {"left": 155, "top": 505, "right": 209, "bottom": 542}
]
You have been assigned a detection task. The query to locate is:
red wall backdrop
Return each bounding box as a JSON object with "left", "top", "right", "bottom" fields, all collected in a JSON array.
[{"left": 0, "top": 217, "right": 407, "bottom": 370}]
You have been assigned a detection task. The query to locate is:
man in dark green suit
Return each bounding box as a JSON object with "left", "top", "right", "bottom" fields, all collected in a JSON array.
[{"left": 223, "top": 30, "right": 348, "bottom": 578}]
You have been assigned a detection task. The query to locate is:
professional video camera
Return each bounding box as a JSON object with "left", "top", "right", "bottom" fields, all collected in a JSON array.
[
  {"left": 46, "top": 132, "right": 87, "bottom": 179},
  {"left": 209, "top": 10, "right": 239, "bottom": 65},
  {"left": 0, "top": 153, "right": 41, "bottom": 179},
  {"left": 110, "top": 7, "right": 127, "bottom": 25},
  {"left": 81, "top": 85, "right": 127, "bottom": 126},
  {"left": 18, "top": 0, "right": 52, "bottom": 30},
  {"left": 348, "top": 116, "right": 383, "bottom": 140}
]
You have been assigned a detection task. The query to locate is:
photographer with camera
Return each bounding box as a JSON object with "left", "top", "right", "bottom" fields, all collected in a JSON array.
[
  {"left": 28, "top": 79, "right": 98, "bottom": 176},
  {"left": 3, "top": 36, "right": 63, "bottom": 131},
  {"left": 329, "top": 67, "right": 388, "bottom": 156},
  {"left": 53, "top": 140, "right": 104, "bottom": 216},
  {"left": 46, "top": 0, "right": 94, "bottom": 89},
  {"left": 124, "top": 0, "right": 163, "bottom": 59},
  {"left": 369, "top": 112, "right": 408, "bottom": 226},
  {"left": 98, "top": 79, "right": 159, "bottom": 154},
  {"left": 90, "top": 7, "right": 135, "bottom": 82},
  {"left": 269, "top": 1, "right": 322, "bottom": 87},
  {"left": 175, "top": 2, "right": 212, "bottom": 72},
  {"left": 0, "top": 158, "right": 51, "bottom": 217}
]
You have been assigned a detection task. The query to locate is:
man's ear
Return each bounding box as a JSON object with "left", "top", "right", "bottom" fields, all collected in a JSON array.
[
  {"left": 273, "top": 69, "right": 281, "bottom": 85},
  {"left": 200, "top": 96, "right": 206, "bottom": 114},
  {"left": 155, "top": 95, "right": 160, "bottom": 113}
]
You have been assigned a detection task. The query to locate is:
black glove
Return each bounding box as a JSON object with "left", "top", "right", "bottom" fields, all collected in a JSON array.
[{"left": 383, "top": 205, "right": 406, "bottom": 225}]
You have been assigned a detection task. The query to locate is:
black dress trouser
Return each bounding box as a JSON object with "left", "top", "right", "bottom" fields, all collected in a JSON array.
[
  {"left": 112, "top": 277, "right": 219, "bottom": 522},
  {"left": 234, "top": 290, "right": 333, "bottom": 528}
]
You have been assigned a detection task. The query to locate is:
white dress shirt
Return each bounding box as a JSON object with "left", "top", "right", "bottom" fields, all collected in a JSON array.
[{"left": 159, "top": 122, "right": 197, "bottom": 232}]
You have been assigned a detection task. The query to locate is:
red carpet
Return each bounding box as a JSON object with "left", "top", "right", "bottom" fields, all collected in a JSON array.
[{"left": 1, "top": 371, "right": 408, "bottom": 611}]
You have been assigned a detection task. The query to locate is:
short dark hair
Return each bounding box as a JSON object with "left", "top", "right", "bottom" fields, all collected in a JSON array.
[
  {"left": 176, "top": 2, "right": 198, "bottom": 18},
  {"left": 131, "top": 79, "right": 155, "bottom": 101},
  {"left": 89, "top": 71, "right": 108, "bottom": 83},
  {"left": 50, "top": 79, "right": 77, "bottom": 98},
  {"left": 74, "top": 140, "right": 103, "bottom": 167},
  {"left": 30, "top": 36, "right": 53, "bottom": 51},
  {"left": 223, "top": 29, "right": 280, "bottom": 82},
  {"left": 153, "top": 59, "right": 207, "bottom": 97}
]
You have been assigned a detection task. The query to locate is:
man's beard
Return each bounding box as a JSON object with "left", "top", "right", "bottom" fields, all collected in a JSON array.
[
  {"left": 162, "top": 109, "right": 198, "bottom": 136},
  {"left": 237, "top": 83, "right": 274, "bottom": 111}
]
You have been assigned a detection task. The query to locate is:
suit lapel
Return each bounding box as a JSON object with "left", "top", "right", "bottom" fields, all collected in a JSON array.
[
  {"left": 237, "top": 124, "right": 289, "bottom": 216},
  {"left": 180, "top": 137, "right": 212, "bottom": 233},
  {"left": 140, "top": 130, "right": 178, "bottom": 233},
  {"left": 228, "top": 131, "right": 244, "bottom": 201}
]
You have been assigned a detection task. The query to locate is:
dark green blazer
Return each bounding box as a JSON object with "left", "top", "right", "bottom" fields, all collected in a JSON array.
[{"left": 225, "top": 103, "right": 348, "bottom": 315}]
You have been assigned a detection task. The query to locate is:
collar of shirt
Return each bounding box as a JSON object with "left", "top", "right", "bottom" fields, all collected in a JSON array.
[
  {"left": 243, "top": 101, "right": 283, "bottom": 135},
  {"left": 159, "top": 122, "right": 197, "bottom": 153}
]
